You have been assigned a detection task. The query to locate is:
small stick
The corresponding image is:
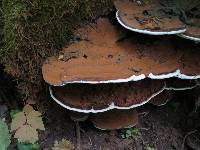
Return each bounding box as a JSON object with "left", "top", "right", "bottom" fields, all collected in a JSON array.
[
  {"left": 139, "top": 127, "right": 150, "bottom": 131},
  {"left": 80, "top": 129, "right": 93, "bottom": 146},
  {"left": 75, "top": 121, "right": 81, "bottom": 150}
]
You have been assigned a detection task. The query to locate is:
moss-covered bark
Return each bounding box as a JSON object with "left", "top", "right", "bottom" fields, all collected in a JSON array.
[
  {"left": 0, "top": 0, "right": 114, "bottom": 100},
  {"left": 0, "top": 0, "right": 3, "bottom": 49}
]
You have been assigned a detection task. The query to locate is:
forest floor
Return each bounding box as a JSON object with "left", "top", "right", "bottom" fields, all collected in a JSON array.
[
  {"left": 38, "top": 91, "right": 200, "bottom": 150},
  {"left": 1, "top": 58, "right": 200, "bottom": 150},
  {"left": 1, "top": 86, "right": 200, "bottom": 150}
]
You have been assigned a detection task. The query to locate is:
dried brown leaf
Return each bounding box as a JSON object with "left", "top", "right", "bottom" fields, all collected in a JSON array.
[
  {"left": 23, "top": 105, "right": 34, "bottom": 116},
  {"left": 11, "top": 105, "right": 45, "bottom": 144},
  {"left": 53, "top": 139, "right": 74, "bottom": 150},
  {"left": 14, "top": 125, "right": 38, "bottom": 144},
  {"left": 27, "top": 110, "right": 45, "bottom": 130},
  {"left": 11, "top": 112, "right": 26, "bottom": 131}
]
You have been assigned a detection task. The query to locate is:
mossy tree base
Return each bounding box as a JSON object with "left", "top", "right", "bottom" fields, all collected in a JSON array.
[{"left": 0, "top": 0, "right": 114, "bottom": 101}]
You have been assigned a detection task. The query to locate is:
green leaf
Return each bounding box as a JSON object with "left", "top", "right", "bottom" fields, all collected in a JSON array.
[
  {"left": 17, "top": 143, "right": 39, "bottom": 150},
  {"left": 120, "top": 128, "right": 141, "bottom": 139},
  {"left": 121, "top": 135, "right": 125, "bottom": 139},
  {"left": 147, "top": 146, "right": 156, "bottom": 150},
  {"left": 10, "top": 109, "right": 21, "bottom": 119},
  {"left": 0, "top": 119, "right": 11, "bottom": 150}
]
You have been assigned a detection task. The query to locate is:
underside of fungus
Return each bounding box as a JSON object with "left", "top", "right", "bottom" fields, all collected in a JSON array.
[
  {"left": 114, "top": 0, "right": 186, "bottom": 35},
  {"left": 90, "top": 109, "right": 138, "bottom": 130},
  {"left": 42, "top": 18, "right": 200, "bottom": 86},
  {"left": 49, "top": 79, "right": 199, "bottom": 113},
  {"left": 149, "top": 90, "right": 173, "bottom": 106}
]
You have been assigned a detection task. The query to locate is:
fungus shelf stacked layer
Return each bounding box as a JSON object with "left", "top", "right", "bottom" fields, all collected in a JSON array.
[
  {"left": 115, "top": 0, "right": 200, "bottom": 42},
  {"left": 42, "top": 17, "right": 200, "bottom": 129},
  {"left": 43, "top": 19, "right": 200, "bottom": 85}
]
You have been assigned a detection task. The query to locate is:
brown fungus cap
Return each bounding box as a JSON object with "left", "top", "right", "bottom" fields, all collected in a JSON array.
[
  {"left": 185, "top": 26, "right": 200, "bottom": 38},
  {"left": 149, "top": 90, "right": 173, "bottom": 106},
  {"left": 42, "top": 18, "right": 200, "bottom": 86},
  {"left": 50, "top": 79, "right": 165, "bottom": 113},
  {"left": 90, "top": 109, "right": 138, "bottom": 130},
  {"left": 115, "top": 0, "right": 186, "bottom": 35},
  {"left": 179, "top": 19, "right": 200, "bottom": 42}
]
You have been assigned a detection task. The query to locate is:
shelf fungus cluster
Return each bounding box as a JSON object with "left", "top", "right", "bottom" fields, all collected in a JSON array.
[
  {"left": 115, "top": 0, "right": 200, "bottom": 42},
  {"left": 42, "top": 17, "right": 200, "bottom": 130}
]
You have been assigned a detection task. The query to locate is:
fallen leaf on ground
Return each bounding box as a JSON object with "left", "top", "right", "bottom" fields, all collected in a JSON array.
[
  {"left": 10, "top": 105, "right": 45, "bottom": 144},
  {"left": 52, "top": 139, "right": 75, "bottom": 150}
]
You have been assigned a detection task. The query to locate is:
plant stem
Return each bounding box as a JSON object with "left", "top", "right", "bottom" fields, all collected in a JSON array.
[{"left": 75, "top": 121, "right": 81, "bottom": 150}]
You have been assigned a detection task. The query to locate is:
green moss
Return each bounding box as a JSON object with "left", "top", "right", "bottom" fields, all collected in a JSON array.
[
  {"left": 0, "top": 0, "right": 114, "bottom": 99},
  {"left": 0, "top": 0, "right": 4, "bottom": 48}
]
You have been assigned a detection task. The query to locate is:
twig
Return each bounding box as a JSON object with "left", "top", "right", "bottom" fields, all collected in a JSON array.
[
  {"left": 139, "top": 127, "right": 150, "bottom": 131},
  {"left": 138, "top": 112, "right": 150, "bottom": 117},
  {"left": 75, "top": 121, "right": 81, "bottom": 150},
  {"left": 181, "top": 130, "right": 198, "bottom": 150},
  {"left": 80, "top": 129, "right": 92, "bottom": 146}
]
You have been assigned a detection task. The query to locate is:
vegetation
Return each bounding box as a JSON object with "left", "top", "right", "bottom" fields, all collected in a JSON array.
[
  {"left": 0, "top": 0, "right": 3, "bottom": 48},
  {"left": 11, "top": 105, "right": 45, "bottom": 144},
  {"left": 146, "top": 146, "right": 156, "bottom": 150},
  {"left": 0, "top": 119, "right": 11, "bottom": 150},
  {"left": 0, "top": 0, "right": 113, "bottom": 101},
  {"left": 17, "top": 143, "right": 39, "bottom": 150},
  {"left": 121, "top": 128, "right": 142, "bottom": 139}
]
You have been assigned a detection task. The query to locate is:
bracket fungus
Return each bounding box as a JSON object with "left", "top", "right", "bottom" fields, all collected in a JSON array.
[
  {"left": 115, "top": 0, "right": 200, "bottom": 43},
  {"left": 114, "top": 0, "right": 186, "bottom": 35},
  {"left": 42, "top": 18, "right": 200, "bottom": 86},
  {"left": 149, "top": 90, "right": 173, "bottom": 106},
  {"left": 49, "top": 79, "right": 199, "bottom": 114},
  {"left": 165, "top": 78, "right": 199, "bottom": 91},
  {"left": 179, "top": 19, "right": 200, "bottom": 43},
  {"left": 90, "top": 109, "right": 138, "bottom": 130},
  {"left": 42, "top": 18, "right": 200, "bottom": 130},
  {"left": 150, "top": 79, "right": 199, "bottom": 106},
  {"left": 49, "top": 79, "right": 165, "bottom": 113}
]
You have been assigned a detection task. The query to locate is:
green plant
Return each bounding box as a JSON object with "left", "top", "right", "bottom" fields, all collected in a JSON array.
[
  {"left": 121, "top": 128, "right": 141, "bottom": 139},
  {"left": 17, "top": 143, "right": 39, "bottom": 150},
  {"left": 0, "top": 119, "right": 11, "bottom": 150},
  {"left": 0, "top": 0, "right": 3, "bottom": 48},
  {"left": 10, "top": 109, "right": 21, "bottom": 119},
  {"left": 146, "top": 146, "right": 156, "bottom": 150}
]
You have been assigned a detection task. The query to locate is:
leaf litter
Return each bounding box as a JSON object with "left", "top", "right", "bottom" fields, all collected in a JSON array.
[{"left": 11, "top": 105, "right": 45, "bottom": 144}]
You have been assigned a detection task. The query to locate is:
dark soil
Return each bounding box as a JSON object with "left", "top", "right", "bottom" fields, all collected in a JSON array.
[
  {"left": 0, "top": 64, "right": 20, "bottom": 107},
  {"left": 38, "top": 89, "right": 200, "bottom": 150}
]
